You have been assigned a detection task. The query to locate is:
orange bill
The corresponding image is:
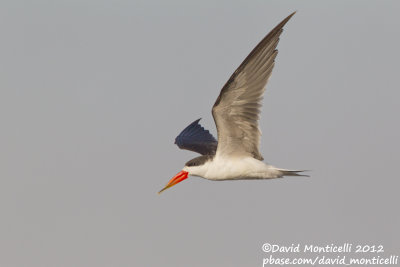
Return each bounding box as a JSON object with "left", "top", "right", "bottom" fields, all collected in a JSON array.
[{"left": 158, "top": 170, "right": 189, "bottom": 194}]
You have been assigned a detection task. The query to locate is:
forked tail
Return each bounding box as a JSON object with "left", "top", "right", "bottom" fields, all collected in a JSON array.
[{"left": 278, "top": 169, "right": 310, "bottom": 177}]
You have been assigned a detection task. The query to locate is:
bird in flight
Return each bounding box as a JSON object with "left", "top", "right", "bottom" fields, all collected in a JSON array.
[{"left": 159, "top": 12, "right": 307, "bottom": 194}]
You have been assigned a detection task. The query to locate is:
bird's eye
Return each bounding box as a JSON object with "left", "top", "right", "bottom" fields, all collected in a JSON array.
[{"left": 185, "top": 159, "right": 198, "bottom": 167}]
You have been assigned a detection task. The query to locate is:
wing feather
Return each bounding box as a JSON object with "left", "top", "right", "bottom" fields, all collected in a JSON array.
[
  {"left": 174, "top": 119, "right": 218, "bottom": 155},
  {"left": 212, "top": 12, "right": 295, "bottom": 160}
]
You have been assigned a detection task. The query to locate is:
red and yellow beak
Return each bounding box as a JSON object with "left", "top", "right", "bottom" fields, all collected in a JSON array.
[{"left": 158, "top": 170, "right": 189, "bottom": 194}]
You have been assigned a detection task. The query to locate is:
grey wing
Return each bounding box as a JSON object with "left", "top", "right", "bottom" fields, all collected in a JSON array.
[
  {"left": 212, "top": 12, "right": 295, "bottom": 160},
  {"left": 175, "top": 119, "right": 218, "bottom": 155}
]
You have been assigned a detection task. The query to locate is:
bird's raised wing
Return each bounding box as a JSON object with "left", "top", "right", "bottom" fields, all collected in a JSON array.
[
  {"left": 212, "top": 12, "right": 295, "bottom": 160},
  {"left": 175, "top": 119, "right": 218, "bottom": 155}
]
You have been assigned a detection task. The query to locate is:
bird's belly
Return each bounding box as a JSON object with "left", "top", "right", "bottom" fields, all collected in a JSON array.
[{"left": 202, "top": 157, "right": 275, "bottom": 180}]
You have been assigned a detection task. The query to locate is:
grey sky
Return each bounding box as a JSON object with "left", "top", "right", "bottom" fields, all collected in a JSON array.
[{"left": 0, "top": 1, "right": 399, "bottom": 266}]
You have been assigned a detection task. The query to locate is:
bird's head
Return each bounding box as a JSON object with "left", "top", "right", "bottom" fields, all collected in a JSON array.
[{"left": 158, "top": 155, "right": 212, "bottom": 194}]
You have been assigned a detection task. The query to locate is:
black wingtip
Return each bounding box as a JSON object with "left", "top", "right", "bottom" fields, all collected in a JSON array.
[
  {"left": 287, "top": 11, "right": 297, "bottom": 19},
  {"left": 277, "top": 11, "right": 296, "bottom": 30}
]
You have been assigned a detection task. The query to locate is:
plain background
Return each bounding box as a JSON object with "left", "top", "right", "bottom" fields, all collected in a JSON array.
[{"left": 1, "top": 1, "right": 399, "bottom": 266}]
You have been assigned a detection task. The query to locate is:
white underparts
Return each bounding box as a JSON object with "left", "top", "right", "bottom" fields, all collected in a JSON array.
[{"left": 182, "top": 156, "right": 284, "bottom": 180}]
